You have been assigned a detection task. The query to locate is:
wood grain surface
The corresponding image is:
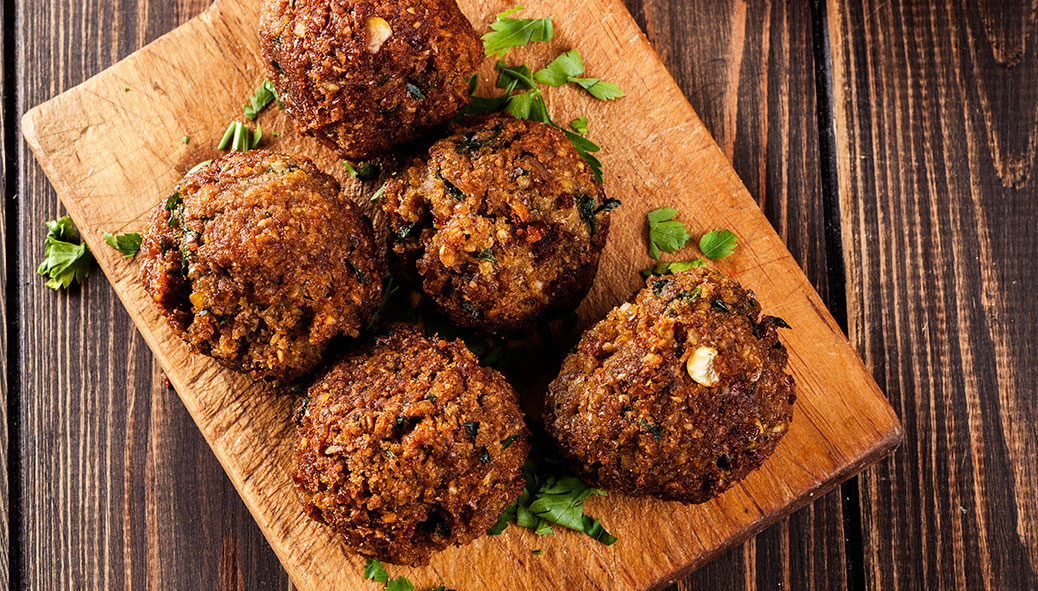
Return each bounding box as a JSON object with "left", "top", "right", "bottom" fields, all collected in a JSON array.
[
  {"left": 828, "top": 1, "right": 1038, "bottom": 589},
  {"left": 11, "top": 0, "right": 1035, "bottom": 590},
  {"left": 18, "top": 0, "right": 902, "bottom": 590}
]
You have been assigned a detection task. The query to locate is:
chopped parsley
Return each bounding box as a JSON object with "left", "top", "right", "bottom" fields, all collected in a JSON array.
[
  {"left": 640, "top": 259, "right": 705, "bottom": 277},
  {"left": 345, "top": 161, "right": 378, "bottom": 180},
  {"left": 437, "top": 172, "right": 464, "bottom": 199},
  {"left": 577, "top": 195, "right": 620, "bottom": 235},
  {"left": 463, "top": 421, "right": 480, "bottom": 440},
  {"left": 37, "top": 216, "right": 92, "bottom": 290},
  {"left": 404, "top": 82, "right": 425, "bottom": 100},
  {"left": 487, "top": 457, "right": 615, "bottom": 545},
  {"left": 363, "top": 559, "right": 388, "bottom": 582},
  {"left": 638, "top": 418, "right": 662, "bottom": 441},
  {"left": 699, "top": 229, "right": 738, "bottom": 260},
  {"left": 370, "top": 183, "right": 387, "bottom": 202},
  {"left": 712, "top": 299, "right": 731, "bottom": 313},
  {"left": 474, "top": 248, "right": 497, "bottom": 263},
  {"left": 180, "top": 135, "right": 190, "bottom": 144},
  {"left": 482, "top": 6, "right": 554, "bottom": 57},
  {"left": 646, "top": 208, "right": 691, "bottom": 260},
  {"left": 569, "top": 116, "right": 588, "bottom": 134},
  {"left": 217, "top": 121, "right": 262, "bottom": 152},
  {"left": 532, "top": 549, "right": 544, "bottom": 555},
  {"left": 384, "top": 577, "right": 412, "bottom": 591},
  {"left": 103, "top": 232, "right": 142, "bottom": 258},
  {"left": 346, "top": 259, "right": 369, "bottom": 284},
  {"left": 501, "top": 434, "right": 520, "bottom": 449},
  {"left": 243, "top": 80, "right": 281, "bottom": 120},
  {"left": 186, "top": 160, "right": 211, "bottom": 176}
]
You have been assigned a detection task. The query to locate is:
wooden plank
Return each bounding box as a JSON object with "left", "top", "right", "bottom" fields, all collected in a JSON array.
[
  {"left": 1, "top": 0, "right": 10, "bottom": 582},
  {"left": 15, "top": 1, "right": 288, "bottom": 590},
  {"left": 20, "top": 0, "right": 901, "bottom": 590},
  {"left": 828, "top": 0, "right": 1038, "bottom": 589},
  {"left": 640, "top": 1, "right": 854, "bottom": 589}
]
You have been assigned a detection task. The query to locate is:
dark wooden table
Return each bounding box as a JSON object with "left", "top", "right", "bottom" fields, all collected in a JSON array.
[{"left": 5, "top": 0, "right": 1037, "bottom": 589}]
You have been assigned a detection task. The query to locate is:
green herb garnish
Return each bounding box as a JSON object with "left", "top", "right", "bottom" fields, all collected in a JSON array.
[
  {"left": 475, "top": 249, "right": 497, "bottom": 263},
  {"left": 103, "top": 232, "right": 142, "bottom": 258},
  {"left": 186, "top": 160, "right": 212, "bottom": 176},
  {"left": 243, "top": 80, "right": 281, "bottom": 120},
  {"left": 699, "top": 229, "right": 738, "bottom": 260},
  {"left": 37, "top": 217, "right": 92, "bottom": 290},
  {"left": 180, "top": 135, "right": 190, "bottom": 144},
  {"left": 534, "top": 49, "right": 624, "bottom": 100},
  {"left": 370, "top": 183, "right": 387, "bottom": 202},
  {"left": 569, "top": 116, "right": 588, "bottom": 134},
  {"left": 345, "top": 161, "right": 378, "bottom": 180},
  {"left": 501, "top": 434, "right": 520, "bottom": 449},
  {"left": 482, "top": 6, "right": 553, "bottom": 57},
  {"left": 640, "top": 259, "right": 705, "bottom": 277},
  {"left": 363, "top": 559, "right": 388, "bottom": 582},
  {"left": 646, "top": 208, "right": 691, "bottom": 260},
  {"left": 487, "top": 457, "right": 613, "bottom": 544}
]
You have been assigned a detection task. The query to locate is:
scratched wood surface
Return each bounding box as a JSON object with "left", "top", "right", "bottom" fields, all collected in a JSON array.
[
  {"left": 828, "top": 1, "right": 1038, "bottom": 589},
  {"left": 11, "top": 1, "right": 912, "bottom": 591}
]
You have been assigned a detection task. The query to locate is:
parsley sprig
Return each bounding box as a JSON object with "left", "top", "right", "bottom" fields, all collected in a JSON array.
[
  {"left": 481, "top": 6, "right": 553, "bottom": 57},
  {"left": 534, "top": 49, "right": 624, "bottom": 100},
  {"left": 103, "top": 232, "right": 142, "bottom": 258},
  {"left": 37, "top": 217, "right": 92, "bottom": 290},
  {"left": 466, "top": 10, "right": 626, "bottom": 184},
  {"left": 487, "top": 456, "right": 616, "bottom": 545},
  {"left": 363, "top": 560, "right": 455, "bottom": 591}
]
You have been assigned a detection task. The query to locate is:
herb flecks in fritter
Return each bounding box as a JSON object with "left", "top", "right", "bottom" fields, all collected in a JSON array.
[{"left": 381, "top": 114, "right": 616, "bottom": 335}]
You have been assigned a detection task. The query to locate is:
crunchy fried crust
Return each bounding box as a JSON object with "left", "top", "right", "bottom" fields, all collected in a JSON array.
[
  {"left": 544, "top": 267, "right": 795, "bottom": 503},
  {"left": 293, "top": 324, "right": 530, "bottom": 565},
  {"left": 138, "top": 151, "right": 381, "bottom": 384},
  {"left": 380, "top": 114, "right": 613, "bottom": 335},
  {"left": 259, "top": 0, "right": 482, "bottom": 160}
]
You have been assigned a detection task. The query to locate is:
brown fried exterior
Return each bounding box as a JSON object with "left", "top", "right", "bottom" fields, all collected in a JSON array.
[
  {"left": 544, "top": 267, "right": 796, "bottom": 503},
  {"left": 380, "top": 114, "right": 613, "bottom": 335},
  {"left": 138, "top": 151, "right": 381, "bottom": 384},
  {"left": 258, "top": 0, "right": 482, "bottom": 160},
  {"left": 293, "top": 324, "right": 531, "bottom": 565}
]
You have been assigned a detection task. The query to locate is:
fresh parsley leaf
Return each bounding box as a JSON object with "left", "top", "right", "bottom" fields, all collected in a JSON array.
[
  {"left": 482, "top": 7, "right": 553, "bottom": 57},
  {"left": 486, "top": 499, "right": 517, "bottom": 535},
  {"left": 570, "top": 77, "right": 625, "bottom": 100},
  {"left": 699, "top": 229, "right": 738, "bottom": 260},
  {"left": 103, "top": 232, "right": 142, "bottom": 258},
  {"left": 582, "top": 515, "right": 618, "bottom": 545},
  {"left": 362, "top": 559, "right": 388, "bottom": 583},
  {"left": 646, "top": 208, "right": 691, "bottom": 260},
  {"left": 532, "top": 549, "right": 543, "bottom": 555},
  {"left": 180, "top": 135, "right": 190, "bottom": 144},
  {"left": 640, "top": 259, "right": 705, "bottom": 277},
  {"left": 528, "top": 475, "right": 603, "bottom": 531},
  {"left": 496, "top": 61, "right": 537, "bottom": 90},
  {"left": 534, "top": 49, "right": 584, "bottom": 86},
  {"left": 37, "top": 216, "right": 92, "bottom": 290},
  {"left": 243, "top": 80, "right": 280, "bottom": 120},
  {"left": 385, "top": 576, "right": 414, "bottom": 591},
  {"left": 569, "top": 116, "right": 588, "bottom": 134}
]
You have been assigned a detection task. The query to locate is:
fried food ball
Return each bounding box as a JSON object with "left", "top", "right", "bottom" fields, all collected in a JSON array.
[
  {"left": 293, "top": 324, "right": 530, "bottom": 565},
  {"left": 544, "top": 267, "right": 796, "bottom": 503},
  {"left": 258, "top": 0, "right": 482, "bottom": 160},
  {"left": 138, "top": 151, "right": 381, "bottom": 384},
  {"left": 380, "top": 114, "right": 615, "bottom": 335}
]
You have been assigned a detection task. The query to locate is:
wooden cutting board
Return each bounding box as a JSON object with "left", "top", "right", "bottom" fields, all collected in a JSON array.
[{"left": 20, "top": 0, "right": 902, "bottom": 589}]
